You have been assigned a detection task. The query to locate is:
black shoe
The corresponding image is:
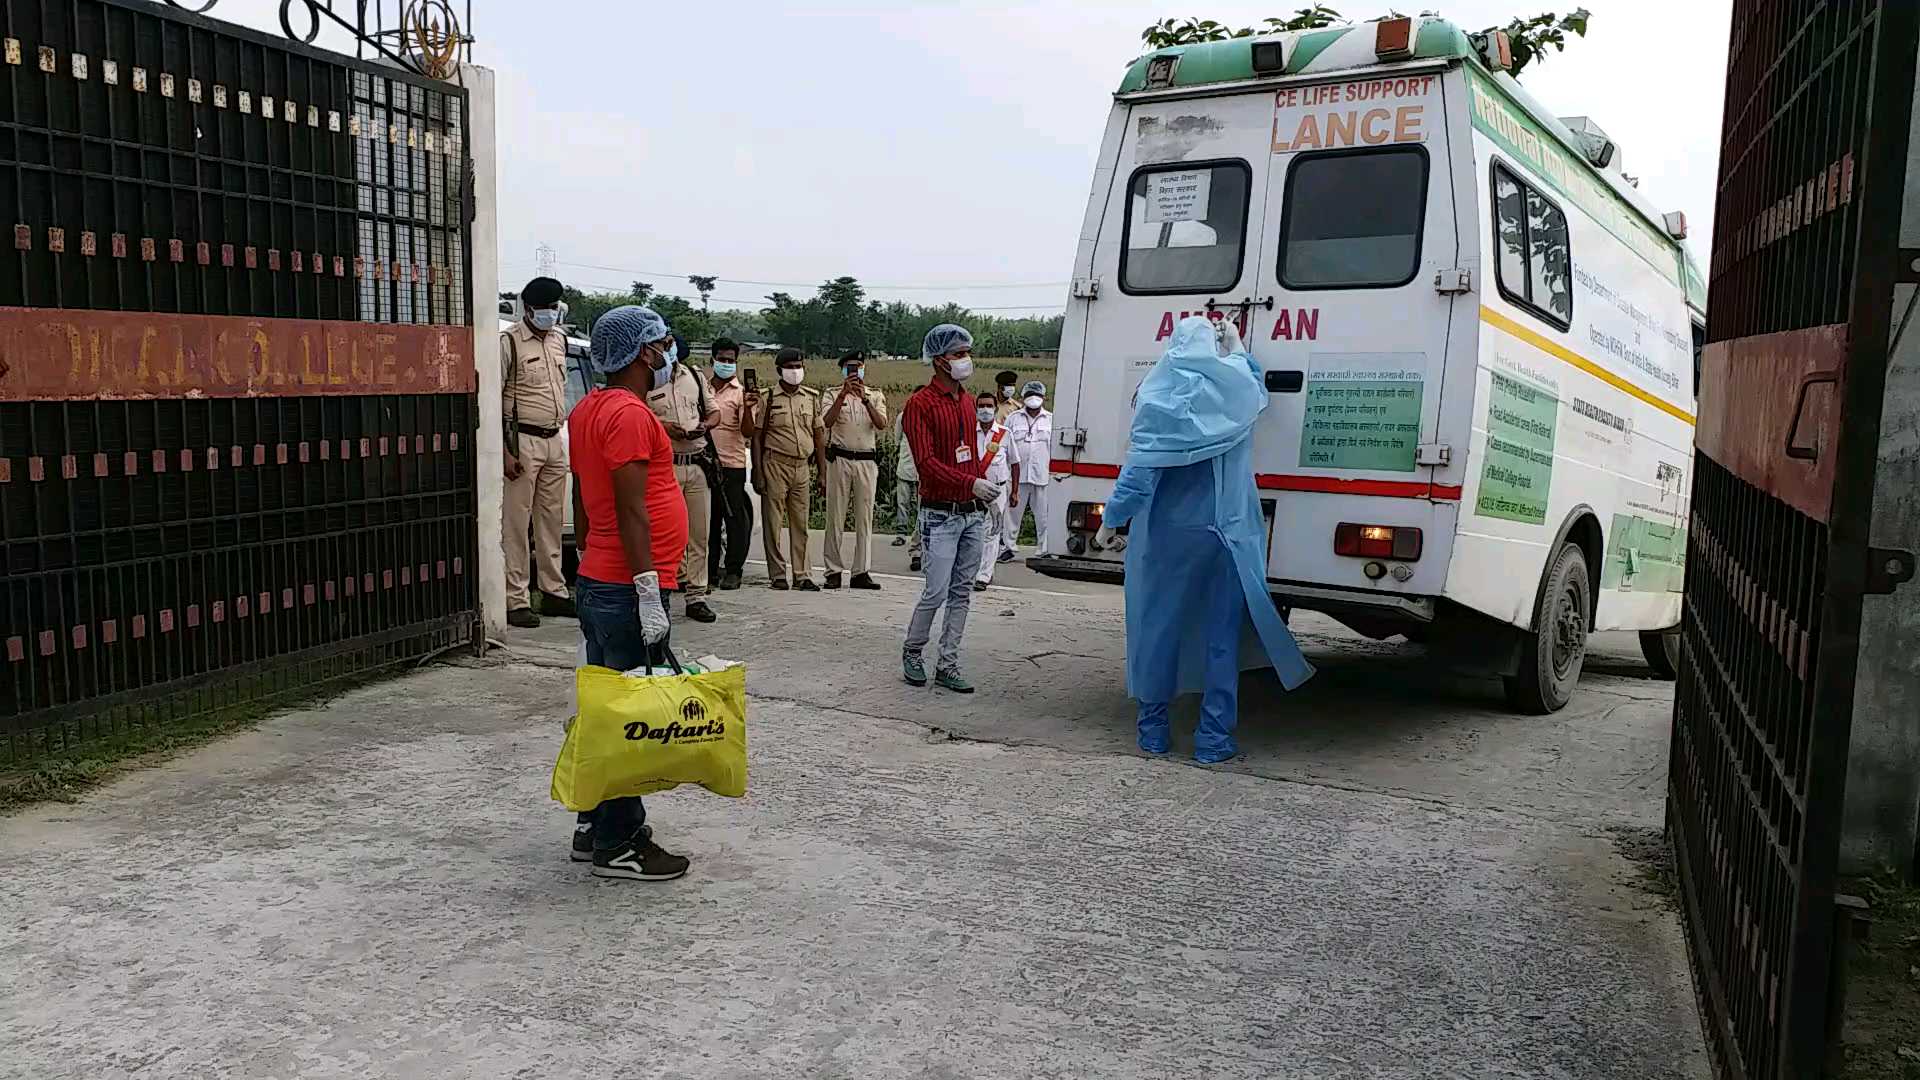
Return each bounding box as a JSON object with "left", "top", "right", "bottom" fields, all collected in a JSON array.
[
  {"left": 996, "top": 550, "right": 1015, "bottom": 564},
  {"left": 719, "top": 572, "right": 742, "bottom": 591},
  {"left": 891, "top": 536, "right": 906, "bottom": 547},
  {"left": 592, "top": 834, "right": 690, "bottom": 881},
  {"left": 769, "top": 578, "right": 790, "bottom": 591},
  {"left": 796, "top": 579, "right": 821, "bottom": 592},
  {"left": 823, "top": 573, "right": 843, "bottom": 590},
  {"left": 537, "top": 591, "right": 576, "bottom": 618},
  {"left": 508, "top": 607, "right": 540, "bottom": 629},
  {"left": 570, "top": 822, "right": 594, "bottom": 863},
  {"left": 685, "top": 601, "right": 717, "bottom": 623},
  {"left": 909, "top": 557, "right": 922, "bottom": 573},
  {"left": 972, "top": 581, "right": 988, "bottom": 592},
  {"left": 850, "top": 573, "right": 882, "bottom": 591}
]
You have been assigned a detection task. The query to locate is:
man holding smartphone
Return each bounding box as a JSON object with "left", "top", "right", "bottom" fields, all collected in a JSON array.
[
  {"left": 820, "top": 351, "right": 888, "bottom": 590},
  {"left": 705, "top": 338, "right": 756, "bottom": 592}
]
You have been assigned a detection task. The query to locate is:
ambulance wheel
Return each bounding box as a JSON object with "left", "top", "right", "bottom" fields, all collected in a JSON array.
[
  {"left": 1639, "top": 628, "right": 1682, "bottom": 681},
  {"left": 1505, "top": 544, "right": 1590, "bottom": 715}
]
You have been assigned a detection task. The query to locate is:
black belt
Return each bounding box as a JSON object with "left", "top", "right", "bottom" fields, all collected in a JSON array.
[
  {"left": 673, "top": 453, "right": 703, "bottom": 465},
  {"left": 920, "top": 498, "right": 984, "bottom": 514},
  {"left": 827, "top": 447, "right": 878, "bottom": 462},
  {"left": 514, "top": 422, "right": 560, "bottom": 440}
]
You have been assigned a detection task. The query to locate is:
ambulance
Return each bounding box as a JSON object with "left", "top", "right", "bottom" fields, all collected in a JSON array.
[{"left": 1030, "top": 17, "right": 1708, "bottom": 712}]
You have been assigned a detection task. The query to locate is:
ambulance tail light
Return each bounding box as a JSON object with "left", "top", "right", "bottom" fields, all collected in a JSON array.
[
  {"left": 1374, "top": 16, "right": 1415, "bottom": 61},
  {"left": 1067, "top": 502, "right": 1105, "bottom": 533},
  {"left": 1335, "top": 523, "right": 1422, "bottom": 561}
]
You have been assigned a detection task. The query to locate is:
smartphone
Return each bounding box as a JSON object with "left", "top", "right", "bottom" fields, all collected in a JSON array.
[{"left": 742, "top": 368, "right": 759, "bottom": 393}]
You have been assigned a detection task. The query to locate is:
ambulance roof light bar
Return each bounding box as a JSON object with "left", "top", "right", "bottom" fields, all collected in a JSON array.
[{"left": 1475, "top": 29, "right": 1514, "bottom": 72}]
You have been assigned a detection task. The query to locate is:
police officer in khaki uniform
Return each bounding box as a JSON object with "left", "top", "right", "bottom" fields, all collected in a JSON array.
[
  {"left": 820, "top": 351, "right": 888, "bottom": 590},
  {"left": 753, "top": 347, "right": 827, "bottom": 590},
  {"left": 501, "top": 276, "right": 572, "bottom": 629},
  {"left": 645, "top": 333, "right": 720, "bottom": 623}
]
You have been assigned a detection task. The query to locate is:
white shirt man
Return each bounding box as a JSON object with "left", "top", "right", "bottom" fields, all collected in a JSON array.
[
  {"left": 973, "top": 395, "right": 1019, "bottom": 589},
  {"left": 1004, "top": 384, "right": 1053, "bottom": 556}
]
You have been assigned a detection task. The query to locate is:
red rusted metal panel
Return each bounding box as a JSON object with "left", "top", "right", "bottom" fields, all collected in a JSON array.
[
  {"left": 0, "top": 308, "right": 476, "bottom": 400},
  {"left": 1695, "top": 323, "right": 1848, "bottom": 525}
]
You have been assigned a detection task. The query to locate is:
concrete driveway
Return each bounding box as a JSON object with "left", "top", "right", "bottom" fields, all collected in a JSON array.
[{"left": 0, "top": 559, "right": 1707, "bottom": 1079}]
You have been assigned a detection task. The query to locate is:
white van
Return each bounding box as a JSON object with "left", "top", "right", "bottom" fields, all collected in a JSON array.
[{"left": 1031, "top": 17, "right": 1708, "bottom": 712}]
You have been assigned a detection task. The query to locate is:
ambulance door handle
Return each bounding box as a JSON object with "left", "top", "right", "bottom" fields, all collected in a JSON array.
[{"left": 1265, "top": 370, "right": 1304, "bottom": 393}]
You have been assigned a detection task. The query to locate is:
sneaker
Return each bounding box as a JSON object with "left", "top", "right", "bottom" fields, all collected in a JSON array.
[
  {"left": 902, "top": 650, "right": 928, "bottom": 687},
  {"left": 591, "top": 829, "right": 690, "bottom": 882},
  {"left": 685, "top": 601, "right": 717, "bottom": 624},
  {"left": 909, "top": 557, "right": 922, "bottom": 573},
  {"left": 973, "top": 580, "right": 989, "bottom": 591},
  {"left": 537, "top": 591, "right": 576, "bottom": 618},
  {"left": 891, "top": 536, "right": 907, "bottom": 547},
  {"left": 507, "top": 607, "right": 540, "bottom": 629},
  {"left": 570, "top": 822, "right": 594, "bottom": 863},
  {"left": 823, "top": 573, "right": 843, "bottom": 590},
  {"left": 850, "top": 573, "right": 882, "bottom": 591},
  {"left": 935, "top": 668, "right": 975, "bottom": 693},
  {"left": 795, "top": 579, "right": 821, "bottom": 593},
  {"left": 769, "top": 578, "right": 790, "bottom": 591},
  {"left": 996, "top": 550, "right": 1015, "bottom": 564},
  {"left": 719, "top": 571, "right": 742, "bottom": 591}
]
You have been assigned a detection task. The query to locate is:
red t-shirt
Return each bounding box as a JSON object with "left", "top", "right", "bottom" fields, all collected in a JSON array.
[{"left": 568, "top": 388, "right": 688, "bottom": 589}]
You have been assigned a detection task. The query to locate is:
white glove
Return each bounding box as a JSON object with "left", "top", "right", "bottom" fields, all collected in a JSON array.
[
  {"left": 971, "top": 477, "right": 1004, "bottom": 502},
  {"left": 1216, "top": 317, "right": 1244, "bottom": 357},
  {"left": 1096, "top": 525, "right": 1127, "bottom": 553},
  {"left": 632, "top": 570, "right": 669, "bottom": 645}
]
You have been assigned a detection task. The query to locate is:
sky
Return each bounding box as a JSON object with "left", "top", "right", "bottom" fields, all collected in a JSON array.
[{"left": 221, "top": 0, "right": 1733, "bottom": 316}]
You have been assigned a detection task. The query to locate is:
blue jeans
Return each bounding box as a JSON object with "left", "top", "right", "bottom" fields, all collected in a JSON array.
[
  {"left": 903, "top": 507, "right": 986, "bottom": 672},
  {"left": 575, "top": 575, "right": 672, "bottom": 851}
]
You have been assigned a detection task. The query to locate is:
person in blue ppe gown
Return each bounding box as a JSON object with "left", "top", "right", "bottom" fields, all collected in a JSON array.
[{"left": 1096, "top": 315, "right": 1315, "bottom": 763}]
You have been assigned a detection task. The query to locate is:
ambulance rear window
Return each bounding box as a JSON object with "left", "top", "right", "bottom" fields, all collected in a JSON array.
[
  {"left": 1120, "top": 161, "right": 1252, "bottom": 294},
  {"left": 1278, "top": 147, "right": 1428, "bottom": 289}
]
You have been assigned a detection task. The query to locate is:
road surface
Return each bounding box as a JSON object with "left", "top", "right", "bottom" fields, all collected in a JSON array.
[{"left": 0, "top": 553, "right": 1708, "bottom": 1079}]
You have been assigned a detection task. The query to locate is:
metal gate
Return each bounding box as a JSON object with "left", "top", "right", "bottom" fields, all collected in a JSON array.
[
  {"left": 0, "top": 0, "right": 479, "bottom": 766},
  {"left": 1672, "top": 1, "right": 1920, "bottom": 1076}
]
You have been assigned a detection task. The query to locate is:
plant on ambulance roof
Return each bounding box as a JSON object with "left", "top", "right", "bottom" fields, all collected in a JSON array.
[{"left": 1140, "top": 7, "right": 1592, "bottom": 79}]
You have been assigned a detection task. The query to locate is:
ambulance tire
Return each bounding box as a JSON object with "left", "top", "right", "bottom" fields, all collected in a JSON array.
[
  {"left": 1505, "top": 543, "right": 1590, "bottom": 715},
  {"left": 1639, "top": 628, "right": 1682, "bottom": 681}
]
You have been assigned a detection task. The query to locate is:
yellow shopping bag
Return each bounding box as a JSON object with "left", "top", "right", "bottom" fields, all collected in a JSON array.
[{"left": 549, "top": 659, "right": 748, "bottom": 812}]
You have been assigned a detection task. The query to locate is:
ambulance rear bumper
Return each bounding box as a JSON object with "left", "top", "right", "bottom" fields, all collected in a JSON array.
[{"left": 1027, "top": 555, "right": 1437, "bottom": 622}]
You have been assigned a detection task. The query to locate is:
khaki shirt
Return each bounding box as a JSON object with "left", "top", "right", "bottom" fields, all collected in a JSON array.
[
  {"left": 757, "top": 385, "right": 824, "bottom": 459},
  {"left": 708, "top": 379, "right": 750, "bottom": 468},
  {"left": 501, "top": 323, "right": 567, "bottom": 430},
  {"left": 821, "top": 386, "right": 889, "bottom": 452},
  {"left": 995, "top": 398, "right": 1018, "bottom": 423},
  {"left": 645, "top": 363, "right": 716, "bottom": 455}
]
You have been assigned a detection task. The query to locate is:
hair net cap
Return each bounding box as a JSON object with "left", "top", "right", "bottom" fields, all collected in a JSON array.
[
  {"left": 922, "top": 323, "right": 973, "bottom": 363},
  {"left": 1021, "top": 380, "right": 1047, "bottom": 398},
  {"left": 589, "top": 305, "right": 668, "bottom": 376}
]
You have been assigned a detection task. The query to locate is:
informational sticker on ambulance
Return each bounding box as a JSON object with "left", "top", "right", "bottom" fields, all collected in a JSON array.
[
  {"left": 1271, "top": 74, "right": 1437, "bottom": 153},
  {"left": 1143, "top": 169, "right": 1211, "bottom": 223}
]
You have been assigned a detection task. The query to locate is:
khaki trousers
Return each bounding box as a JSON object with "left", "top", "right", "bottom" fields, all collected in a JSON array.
[
  {"left": 761, "top": 453, "right": 813, "bottom": 584},
  {"left": 823, "top": 457, "right": 878, "bottom": 576},
  {"left": 674, "top": 461, "right": 711, "bottom": 598},
  {"left": 503, "top": 431, "right": 568, "bottom": 610}
]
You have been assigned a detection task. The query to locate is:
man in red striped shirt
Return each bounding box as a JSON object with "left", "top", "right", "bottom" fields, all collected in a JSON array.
[{"left": 899, "top": 323, "right": 1001, "bottom": 692}]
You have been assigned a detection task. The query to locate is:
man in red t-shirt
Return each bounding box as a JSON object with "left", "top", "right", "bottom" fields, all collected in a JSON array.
[
  {"left": 899, "top": 323, "right": 1000, "bottom": 692},
  {"left": 565, "top": 305, "right": 692, "bottom": 882}
]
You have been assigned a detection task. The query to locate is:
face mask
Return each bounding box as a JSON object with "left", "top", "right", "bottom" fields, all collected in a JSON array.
[
  {"left": 976, "top": 407, "right": 996, "bottom": 423},
  {"left": 713, "top": 361, "right": 737, "bottom": 379},
  {"left": 1024, "top": 395, "right": 1044, "bottom": 410},
  {"left": 780, "top": 367, "right": 805, "bottom": 386},
  {"left": 946, "top": 356, "right": 975, "bottom": 382},
  {"left": 529, "top": 308, "right": 559, "bottom": 332},
  {"left": 1001, "top": 385, "right": 1015, "bottom": 400}
]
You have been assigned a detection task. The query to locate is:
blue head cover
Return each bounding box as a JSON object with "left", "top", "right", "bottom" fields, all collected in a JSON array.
[
  {"left": 922, "top": 323, "right": 973, "bottom": 362},
  {"left": 1125, "top": 316, "right": 1266, "bottom": 468},
  {"left": 589, "top": 305, "right": 668, "bottom": 376}
]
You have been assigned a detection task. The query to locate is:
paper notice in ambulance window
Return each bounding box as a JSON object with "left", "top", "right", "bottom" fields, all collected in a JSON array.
[{"left": 1144, "top": 170, "right": 1211, "bottom": 224}]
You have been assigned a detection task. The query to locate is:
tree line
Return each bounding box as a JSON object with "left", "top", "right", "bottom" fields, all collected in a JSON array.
[{"left": 515, "top": 275, "right": 1064, "bottom": 359}]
